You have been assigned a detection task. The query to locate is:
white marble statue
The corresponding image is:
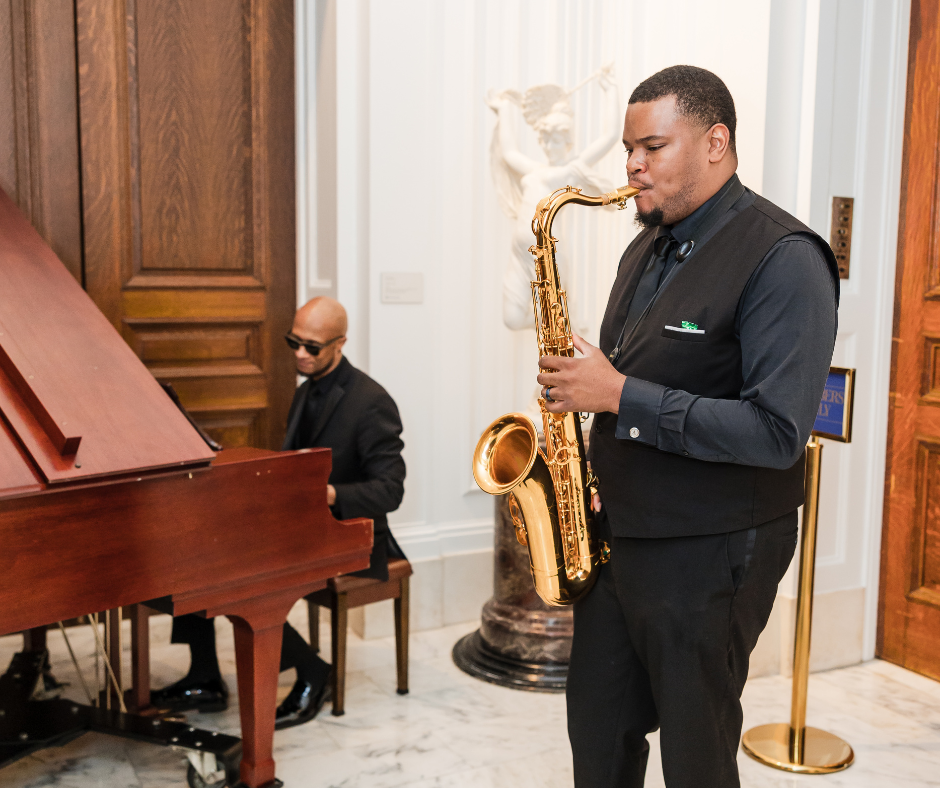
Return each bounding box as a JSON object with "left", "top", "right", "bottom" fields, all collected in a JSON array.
[{"left": 487, "top": 64, "right": 623, "bottom": 331}]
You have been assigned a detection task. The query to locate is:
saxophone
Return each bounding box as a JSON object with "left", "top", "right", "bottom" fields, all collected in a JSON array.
[{"left": 473, "top": 185, "right": 640, "bottom": 606}]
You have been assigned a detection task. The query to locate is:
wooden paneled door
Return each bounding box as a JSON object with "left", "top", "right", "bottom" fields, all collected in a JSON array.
[
  {"left": 879, "top": 0, "right": 940, "bottom": 680},
  {"left": 75, "top": 0, "right": 297, "bottom": 449}
]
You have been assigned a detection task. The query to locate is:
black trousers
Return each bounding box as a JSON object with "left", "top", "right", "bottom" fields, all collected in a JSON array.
[
  {"left": 167, "top": 535, "right": 405, "bottom": 689},
  {"left": 170, "top": 616, "right": 329, "bottom": 687},
  {"left": 567, "top": 510, "right": 798, "bottom": 788}
]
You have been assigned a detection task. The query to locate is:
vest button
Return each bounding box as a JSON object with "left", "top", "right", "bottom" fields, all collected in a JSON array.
[
  {"left": 684, "top": 451, "right": 689, "bottom": 456},
  {"left": 629, "top": 427, "right": 640, "bottom": 439}
]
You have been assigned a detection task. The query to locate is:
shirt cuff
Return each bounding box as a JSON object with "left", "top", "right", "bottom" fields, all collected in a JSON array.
[
  {"left": 657, "top": 388, "right": 700, "bottom": 456},
  {"left": 615, "top": 377, "right": 665, "bottom": 446}
]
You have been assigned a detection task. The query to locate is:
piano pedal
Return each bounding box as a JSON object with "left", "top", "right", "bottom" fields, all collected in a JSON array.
[{"left": 155, "top": 711, "right": 189, "bottom": 724}]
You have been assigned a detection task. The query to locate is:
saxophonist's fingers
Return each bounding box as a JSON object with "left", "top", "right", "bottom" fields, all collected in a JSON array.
[
  {"left": 541, "top": 385, "right": 563, "bottom": 404},
  {"left": 537, "top": 370, "right": 559, "bottom": 386},
  {"left": 538, "top": 352, "right": 577, "bottom": 368},
  {"left": 571, "top": 334, "right": 600, "bottom": 357}
]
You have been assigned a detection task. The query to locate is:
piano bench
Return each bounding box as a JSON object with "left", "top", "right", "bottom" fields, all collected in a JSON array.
[{"left": 305, "top": 557, "right": 413, "bottom": 716}]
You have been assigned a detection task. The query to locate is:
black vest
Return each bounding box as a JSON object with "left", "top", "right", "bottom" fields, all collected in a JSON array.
[{"left": 590, "top": 195, "right": 839, "bottom": 538}]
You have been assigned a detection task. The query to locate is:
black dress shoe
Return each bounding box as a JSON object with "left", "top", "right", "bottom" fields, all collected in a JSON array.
[
  {"left": 275, "top": 674, "right": 332, "bottom": 730},
  {"left": 151, "top": 676, "right": 229, "bottom": 713}
]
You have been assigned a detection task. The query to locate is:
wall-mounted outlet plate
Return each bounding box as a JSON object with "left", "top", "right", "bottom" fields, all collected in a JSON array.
[
  {"left": 380, "top": 273, "right": 424, "bottom": 304},
  {"left": 830, "top": 197, "right": 853, "bottom": 279}
]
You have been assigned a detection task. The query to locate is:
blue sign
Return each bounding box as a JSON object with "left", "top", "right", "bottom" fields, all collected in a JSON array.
[{"left": 812, "top": 368, "right": 854, "bottom": 442}]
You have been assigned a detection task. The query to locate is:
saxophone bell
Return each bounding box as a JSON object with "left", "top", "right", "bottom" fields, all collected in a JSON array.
[{"left": 473, "top": 413, "right": 597, "bottom": 606}]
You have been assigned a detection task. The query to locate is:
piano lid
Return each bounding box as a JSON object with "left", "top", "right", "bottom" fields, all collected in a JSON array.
[{"left": 0, "top": 187, "right": 215, "bottom": 489}]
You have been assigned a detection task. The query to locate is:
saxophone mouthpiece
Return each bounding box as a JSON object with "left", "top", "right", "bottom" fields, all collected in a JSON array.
[{"left": 603, "top": 186, "right": 640, "bottom": 210}]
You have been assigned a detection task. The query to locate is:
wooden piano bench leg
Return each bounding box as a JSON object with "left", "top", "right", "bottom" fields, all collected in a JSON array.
[
  {"left": 394, "top": 576, "right": 410, "bottom": 695},
  {"left": 307, "top": 599, "right": 320, "bottom": 653},
  {"left": 331, "top": 592, "right": 347, "bottom": 716}
]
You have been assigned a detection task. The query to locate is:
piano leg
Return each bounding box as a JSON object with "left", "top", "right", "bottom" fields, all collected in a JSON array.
[
  {"left": 128, "top": 605, "right": 151, "bottom": 712},
  {"left": 208, "top": 583, "right": 324, "bottom": 788},
  {"left": 22, "top": 626, "right": 46, "bottom": 652},
  {"left": 229, "top": 616, "right": 282, "bottom": 788}
]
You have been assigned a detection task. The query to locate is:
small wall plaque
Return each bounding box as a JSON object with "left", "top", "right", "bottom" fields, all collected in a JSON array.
[
  {"left": 380, "top": 273, "right": 424, "bottom": 304},
  {"left": 812, "top": 366, "right": 856, "bottom": 443},
  {"left": 830, "top": 197, "right": 853, "bottom": 279}
]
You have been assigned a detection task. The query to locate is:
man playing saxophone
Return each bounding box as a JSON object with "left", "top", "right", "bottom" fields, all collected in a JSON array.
[{"left": 536, "top": 66, "right": 838, "bottom": 788}]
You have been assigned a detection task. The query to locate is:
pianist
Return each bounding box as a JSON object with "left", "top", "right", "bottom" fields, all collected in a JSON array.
[{"left": 152, "top": 296, "right": 407, "bottom": 729}]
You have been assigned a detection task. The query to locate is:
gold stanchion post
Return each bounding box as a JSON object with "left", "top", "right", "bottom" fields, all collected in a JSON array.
[{"left": 742, "top": 367, "right": 857, "bottom": 773}]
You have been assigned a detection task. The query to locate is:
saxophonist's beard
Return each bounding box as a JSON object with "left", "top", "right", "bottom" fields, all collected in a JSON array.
[
  {"left": 634, "top": 206, "right": 665, "bottom": 229},
  {"left": 634, "top": 180, "right": 699, "bottom": 229}
]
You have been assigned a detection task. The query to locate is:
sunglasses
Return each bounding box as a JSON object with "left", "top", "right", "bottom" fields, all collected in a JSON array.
[{"left": 285, "top": 333, "right": 344, "bottom": 356}]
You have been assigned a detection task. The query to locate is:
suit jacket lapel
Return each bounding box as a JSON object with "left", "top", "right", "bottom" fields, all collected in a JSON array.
[
  {"left": 306, "top": 383, "right": 346, "bottom": 445},
  {"left": 282, "top": 379, "right": 310, "bottom": 450}
]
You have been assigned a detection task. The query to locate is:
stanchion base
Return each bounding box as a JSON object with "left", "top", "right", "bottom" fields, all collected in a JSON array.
[{"left": 742, "top": 723, "right": 853, "bottom": 773}]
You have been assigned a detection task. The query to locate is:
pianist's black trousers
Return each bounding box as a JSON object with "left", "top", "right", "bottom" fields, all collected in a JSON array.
[
  {"left": 170, "top": 616, "right": 328, "bottom": 687},
  {"left": 566, "top": 510, "right": 798, "bottom": 788},
  {"left": 168, "top": 537, "right": 404, "bottom": 689}
]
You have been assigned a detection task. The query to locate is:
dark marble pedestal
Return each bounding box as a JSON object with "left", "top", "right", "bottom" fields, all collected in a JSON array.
[{"left": 453, "top": 494, "right": 572, "bottom": 692}]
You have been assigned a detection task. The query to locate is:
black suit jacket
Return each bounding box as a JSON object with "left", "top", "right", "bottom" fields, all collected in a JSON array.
[{"left": 282, "top": 356, "right": 406, "bottom": 580}]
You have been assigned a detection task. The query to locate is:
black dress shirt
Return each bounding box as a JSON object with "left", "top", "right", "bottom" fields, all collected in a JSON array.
[
  {"left": 615, "top": 175, "right": 838, "bottom": 469},
  {"left": 297, "top": 361, "right": 344, "bottom": 446}
]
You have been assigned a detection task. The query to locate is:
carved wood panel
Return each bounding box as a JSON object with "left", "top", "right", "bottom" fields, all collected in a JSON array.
[
  {"left": 0, "top": 0, "right": 83, "bottom": 282},
  {"left": 879, "top": 0, "right": 940, "bottom": 680},
  {"left": 909, "top": 440, "right": 940, "bottom": 607},
  {"left": 134, "top": 1, "right": 256, "bottom": 281},
  {"left": 75, "top": 0, "right": 296, "bottom": 449},
  {"left": 918, "top": 335, "right": 940, "bottom": 403}
]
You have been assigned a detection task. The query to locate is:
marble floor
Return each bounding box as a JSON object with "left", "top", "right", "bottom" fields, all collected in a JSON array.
[{"left": 1, "top": 605, "right": 939, "bottom": 787}]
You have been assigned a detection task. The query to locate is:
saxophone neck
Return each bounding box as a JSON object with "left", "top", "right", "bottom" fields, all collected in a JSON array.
[{"left": 533, "top": 185, "right": 641, "bottom": 246}]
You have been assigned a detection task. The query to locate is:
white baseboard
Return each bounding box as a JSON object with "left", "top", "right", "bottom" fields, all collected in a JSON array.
[
  {"left": 350, "top": 549, "right": 494, "bottom": 639},
  {"left": 390, "top": 518, "right": 494, "bottom": 561}
]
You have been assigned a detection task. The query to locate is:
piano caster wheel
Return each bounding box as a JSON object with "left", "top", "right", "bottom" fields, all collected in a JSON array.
[{"left": 187, "top": 762, "right": 228, "bottom": 788}]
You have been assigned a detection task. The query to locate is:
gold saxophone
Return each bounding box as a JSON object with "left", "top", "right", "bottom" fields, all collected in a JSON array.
[{"left": 473, "top": 185, "right": 640, "bottom": 606}]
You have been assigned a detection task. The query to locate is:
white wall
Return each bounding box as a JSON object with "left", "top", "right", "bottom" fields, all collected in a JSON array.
[
  {"left": 749, "top": 0, "right": 909, "bottom": 675},
  {"left": 296, "top": 0, "right": 911, "bottom": 651}
]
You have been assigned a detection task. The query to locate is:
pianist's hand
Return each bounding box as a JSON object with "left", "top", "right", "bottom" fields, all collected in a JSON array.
[{"left": 327, "top": 484, "right": 336, "bottom": 507}]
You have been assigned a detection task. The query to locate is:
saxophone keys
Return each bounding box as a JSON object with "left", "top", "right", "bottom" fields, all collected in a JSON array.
[{"left": 507, "top": 494, "right": 528, "bottom": 547}]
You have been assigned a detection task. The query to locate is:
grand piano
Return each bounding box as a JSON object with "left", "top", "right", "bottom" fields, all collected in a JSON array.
[{"left": 0, "top": 186, "right": 372, "bottom": 787}]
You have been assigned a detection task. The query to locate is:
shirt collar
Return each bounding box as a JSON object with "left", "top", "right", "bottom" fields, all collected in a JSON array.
[
  {"left": 658, "top": 173, "right": 742, "bottom": 244},
  {"left": 308, "top": 355, "right": 347, "bottom": 394}
]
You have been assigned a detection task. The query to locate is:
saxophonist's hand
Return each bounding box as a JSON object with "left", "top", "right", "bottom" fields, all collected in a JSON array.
[{"left": 537, "top": 334, "right": 626, "bottom": 416}]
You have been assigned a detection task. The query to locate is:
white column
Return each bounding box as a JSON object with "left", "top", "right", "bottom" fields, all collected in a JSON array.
[
  {"left": 335, "top": 0, "right": 370, "bottom": 370},
  {"left": 762, "top": 0, "right": 811, "bottom": 214},
  {"left": 295, "top": 0, "right": 339, "bottom": 308}
]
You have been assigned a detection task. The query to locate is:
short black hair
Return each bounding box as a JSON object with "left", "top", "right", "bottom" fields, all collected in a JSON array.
[{"left": 629, "top": 65, "right": 736, "bottom": 154}]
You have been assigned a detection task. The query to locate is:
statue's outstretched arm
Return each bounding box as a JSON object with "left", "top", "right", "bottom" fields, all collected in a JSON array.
[
  {"left": 574, "top": 69, "right": 622, "bottom": 168},
  {"left": 487, "top": 91, "right": 539, "bottom": 176}
]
